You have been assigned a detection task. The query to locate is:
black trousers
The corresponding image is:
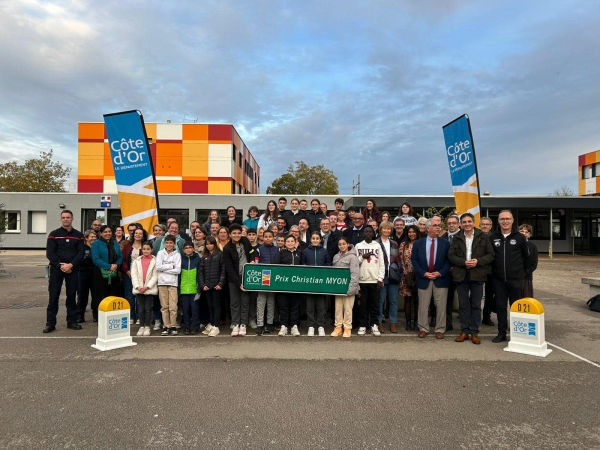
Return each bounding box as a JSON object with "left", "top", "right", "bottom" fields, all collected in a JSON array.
[
  {"left": 493, "top": 278, "right": 524, "bottom": 335},
  {"left": 47, "top": 267, "right": 78, "bottom": 326},
  {"left": 482, "top": 274, "right": 496, "bottom": 320},
  {"left": 76, "top": 269, "right": 94, "bottom": 318},
  {"left": 356, "top": 283, "right": 380, "bottom": 328},
  {"left": 278, "top": 293, "right": 300, "bottom": 327}
]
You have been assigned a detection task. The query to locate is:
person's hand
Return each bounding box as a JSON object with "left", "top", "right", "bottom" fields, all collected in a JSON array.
[
  {"left": 362, "top": 253, "right": 371, "bottom": 259},
  {"left": 377, "top": 280, "right": 384, "bottom": 291},
  {"left": 432, "top": 272, "right": 441, "bottom": 278},
  {"left": 110, "top": 264, "right": 118, "bottom": 272},
  {"left": 203, "top": 286, "right": 209, "bottom": 291},
  {"left": 240, "top": 284, "right": 245, "bottom": 291},
  {"left": 127, "top": 271, "right": 131, "bottom": 277},
  {"left": 139, "top": 286, "right": 147, "bottom": 293},
  {"left": 215, "top": 285, "right": 222, "bottom": 291}
]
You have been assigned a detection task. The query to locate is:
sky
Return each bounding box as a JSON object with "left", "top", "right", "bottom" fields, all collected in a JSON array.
[{"left": 0, "top": 0, "right": 599, "bottom": 195}]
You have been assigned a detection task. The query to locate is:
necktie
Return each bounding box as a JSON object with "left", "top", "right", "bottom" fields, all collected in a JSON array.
[{"left": 428, "top": 238, "right": 435, "bottom": 272}]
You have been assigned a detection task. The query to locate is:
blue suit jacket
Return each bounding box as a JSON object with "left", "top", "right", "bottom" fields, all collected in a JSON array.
[{"left": 411, "top": 237, "right": 451, "bottom": 290}]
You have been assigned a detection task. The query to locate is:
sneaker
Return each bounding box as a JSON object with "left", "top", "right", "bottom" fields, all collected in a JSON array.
[
  {"left": 135, "top": 319, "right": 140, "bottom": 325},
  {"left": 291, "top": 325, "right": 300, "bottom": 336},
  {"left": 239, "top": 325, "right": 247, "bottom": 336},
  {"left": 208, "top": 326, "right": 220, "bottom": 337},
  {"left": 256, "top": 326, "right": 264, "bottom": 336},
  {"left": 171, "top": 328, "right": 178, "bottom": 336},
  {"left": 331, "top": 327, "right": 343, "bottom": 337},
  {"left": 153, "top": 321, "right": 162, "bottom": 331},
  {"left": 175, "top": 324, "right": 181, "bottom": 329},
  {"left": 249, "top": 320, "right": 257, "bottom": 329},
  {"left": 231, "top": 325, "right": 240, "bottom": 337},
  {"left": 307, "top": 327, "right": 315, "bottom": 336},
  {"left": 136, "top": 327, "right": 144, "bottom": 336},
  {"left": 230, "top": 323, "right": 234, "bottom": 330},
  {"left": 318, "top": 327, "right": 326, "bottom": 337},
  {"left": 143, "top": 327, "right": 151, "bottom": 336},
  {"left": 265, "top": 324, "right": 273, "bottom": 334},
  {"left": 278, "top": 325, "right": 288, "bottom": 336},
  {"left": 357, "top": 327, "right": 367, "bottom": 335},
  {"left": 191, "top": 328, "right": 200, "bottom": 335},
  {"left": 342, "top": 328, "right": 351, "bottom": 338},
  {"left": 184, "top": 328, "right": 191, "bottom": 335},
  {"left": 202, "top": 324, "right": 213, "bottom": 335},
  {"left": 371, "top": 324, "right": 381, "bottom": 336},
  {"left": 161, "top": 328, "right": 169, "bottom": 336}
]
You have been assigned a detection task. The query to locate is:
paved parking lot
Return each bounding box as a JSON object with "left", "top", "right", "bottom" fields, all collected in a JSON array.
[{"left": 0, "top": 252, "right": 599, "bottom": 449}]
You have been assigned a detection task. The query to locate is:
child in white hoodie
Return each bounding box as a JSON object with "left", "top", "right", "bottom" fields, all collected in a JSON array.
[
  {"left": 354, "top": 226, "right": 385, "bottom": 336},
  {"left": 156, "top": 235, "right": 181, "bottom": 336}
]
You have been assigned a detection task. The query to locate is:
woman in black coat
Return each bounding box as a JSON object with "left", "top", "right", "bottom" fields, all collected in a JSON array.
[{"left": 200, "top": 237, "right": 226, "bottom": 336}]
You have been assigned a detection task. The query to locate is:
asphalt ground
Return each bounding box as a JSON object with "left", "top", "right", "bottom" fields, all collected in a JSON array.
[{"left": 0, "top": 252, "right": 599, "bottom": 449}]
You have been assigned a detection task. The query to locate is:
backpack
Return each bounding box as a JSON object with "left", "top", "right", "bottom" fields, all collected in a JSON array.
[{"left": 587, "top": 294, "right": 600, "bottom": 313}]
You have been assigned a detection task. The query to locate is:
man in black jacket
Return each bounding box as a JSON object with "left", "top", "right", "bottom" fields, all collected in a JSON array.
[
  {"left": 489, "top": 210, "right": 531, "bottom": 343},
  {"left": 448, "top": 213, "right": 495, "bottom": 344},
  {"left": 343, "top": 213, "right": 365, "bottom": 246},
  {"left": 44, "top": 210, "right": 85, "bottom": 333}
]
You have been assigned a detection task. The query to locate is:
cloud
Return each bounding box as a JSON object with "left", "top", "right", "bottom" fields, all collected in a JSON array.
[{"left": 0, "top": 0, "right": 598, "bottom": 195}]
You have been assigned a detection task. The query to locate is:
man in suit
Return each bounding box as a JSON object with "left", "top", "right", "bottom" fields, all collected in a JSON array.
[{"left": 411, "top": 215, "right": 451, "bottom": 339}]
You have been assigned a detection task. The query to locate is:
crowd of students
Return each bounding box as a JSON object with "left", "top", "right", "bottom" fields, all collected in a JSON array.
[{"left": 44, "top": 198, "right": 538, "bottom": 343}]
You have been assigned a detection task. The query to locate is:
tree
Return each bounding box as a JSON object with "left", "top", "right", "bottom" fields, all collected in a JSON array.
[
  {"left": 0, "top": 150, "right": 71, "bottom": 192},
  {"left": 550, "top": 185, "right": 575, "bottom": 196},
  {"left": 266, "top": 161, "right": 339, "bottom": 195}
]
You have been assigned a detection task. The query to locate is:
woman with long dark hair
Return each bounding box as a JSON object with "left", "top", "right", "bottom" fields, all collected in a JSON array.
[
  {"left": 362, "top": 199, "right": 381, "bottom": 224},
  {"left": 91, "top": 225, "right": 123, "bottom": 309},
  {"left": 399, "top": 225, "right": 420, "bottom": 331},
  {"left": 121, "top": 227, "right": 148, "bottom": 324},
  {"left": 257, "top": 200, "right": 279, "bottom": 230},
  {"left": 200, "top": 236, "right": 226, "bottom": 337},
  {"left": 395, "top": 203, "right": 417, "bottom": 227},
  {"left": 113, "top": 226, "right": 126, "bottom": 244}
]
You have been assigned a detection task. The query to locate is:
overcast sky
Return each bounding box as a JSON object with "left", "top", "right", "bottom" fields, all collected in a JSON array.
[{"left": 1, "top": 0, "right": 598, "bottom": 195}]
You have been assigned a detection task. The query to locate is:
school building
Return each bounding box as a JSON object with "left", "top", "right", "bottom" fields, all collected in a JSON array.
[
  {"left": 579, "top": 150, "right": 600, "bottom": 196},
  {"left": 1, "top": 193, "right": 599, "bottom": 254},
  {"left": 78, "top": 122, "right": 260, "bottom": 195}
]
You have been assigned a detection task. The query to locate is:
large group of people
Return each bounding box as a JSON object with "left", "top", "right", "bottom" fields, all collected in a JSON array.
[{"left": 44, "top": 199, "right": 538, "bottom": 344}]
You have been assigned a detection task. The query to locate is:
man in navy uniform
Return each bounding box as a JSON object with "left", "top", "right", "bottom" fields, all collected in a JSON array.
[{"left": 44, "top": 210, "right": 85, "bottom": 333}]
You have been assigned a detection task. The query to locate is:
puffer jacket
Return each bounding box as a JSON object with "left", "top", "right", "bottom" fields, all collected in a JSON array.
[
  {"left": 272, "top": 248, "right": 301, "bottom": 265},
  {"left": 305, "top": 209, "right": 326, "bottom": 234},
  {"left": 301, "top": 243, "right": 332, "bottom": 266},
  {"left": 332, "top": 245, "right": 360, "bottom": 296},
  {"left": 179, "top": 252, "right": 201, "bottom": 294},
  {"left": 131, "top": 255, "right": 159, "bottom": 295},
  {"left": 200, "top": 251, "right": 226, "bottom": 289},
  {"left": 448, "top": 228, "right": 495, "bottom": 282}
]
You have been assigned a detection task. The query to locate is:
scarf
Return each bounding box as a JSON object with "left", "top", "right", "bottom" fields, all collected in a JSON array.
[{"left": 99, "top": 236, "right": 117, "bottom": 264}]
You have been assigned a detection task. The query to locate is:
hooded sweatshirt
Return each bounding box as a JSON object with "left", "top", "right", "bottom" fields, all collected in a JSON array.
[{"left": 332, "top": 244, "right": 360, "bottom": 296}]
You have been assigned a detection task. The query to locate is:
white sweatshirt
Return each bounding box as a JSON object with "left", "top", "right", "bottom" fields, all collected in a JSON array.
[
  {"left": 156, "top": 249, "right": 181, "bottom": 286},
  {"left": 354, "top": 240, "right": 385, "bottom": 283}
]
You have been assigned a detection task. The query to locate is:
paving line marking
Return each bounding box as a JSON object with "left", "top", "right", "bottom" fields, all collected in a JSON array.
[{"left": 547, "top": 342, "right": 600, "bottom": 369}]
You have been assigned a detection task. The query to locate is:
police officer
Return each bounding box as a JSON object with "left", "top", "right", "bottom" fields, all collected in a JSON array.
[{"left": 44, "top": 210, "right": 85, "bottom": 333}]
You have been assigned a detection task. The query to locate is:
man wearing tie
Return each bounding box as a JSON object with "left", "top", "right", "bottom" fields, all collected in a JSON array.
[{"left": 411, "top": 215, "right": 451, "bottom": 339}]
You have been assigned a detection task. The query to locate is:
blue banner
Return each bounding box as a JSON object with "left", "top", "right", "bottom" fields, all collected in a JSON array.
[
  {"left": 103, "top": 110, "right": 159, "bottom": 231},
  {"left": 442, "top": 115, "right": 482, "bottom": 224}
]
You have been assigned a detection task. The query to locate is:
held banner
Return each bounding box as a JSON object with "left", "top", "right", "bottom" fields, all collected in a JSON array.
[
  {"left": 103, "top": 110, "right": 159, "bottom": 233},
  {"left": 243, "top": 264, "right": 351, "bottom": 295},
  {"left": 442, "top": 114, "right": 482, "bottom": 226}
]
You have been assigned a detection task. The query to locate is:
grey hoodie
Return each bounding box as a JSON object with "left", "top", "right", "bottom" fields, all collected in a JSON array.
[{"left": 332, "top": 244, "right": 360, "bottom": 296}]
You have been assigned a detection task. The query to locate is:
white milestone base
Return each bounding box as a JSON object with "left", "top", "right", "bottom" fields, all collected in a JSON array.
[
  {"left": 504, "top": 311, "right": 552, "bottom": 358},
  {"left": 91, "top": 309, "right": 137, "bottom": 352}
]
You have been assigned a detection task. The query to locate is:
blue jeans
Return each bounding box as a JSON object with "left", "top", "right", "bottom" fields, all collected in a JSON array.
[
  {"left": 378, "top": 281, "right": 399, "bottom": 324},
  {"left": 122, "top": 275, "right": 138, "bottom": 321}
]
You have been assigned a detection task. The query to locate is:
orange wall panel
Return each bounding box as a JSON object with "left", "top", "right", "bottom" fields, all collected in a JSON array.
[
  {"left": 182, "top": 142, "right": 208, "bottom": 178},
  {"left": 183, "top": 124, "right": 208, "bottom": 141},
  {"left": 155, "top": 143, "right": 182, "bottom": 176},
  {"left": 585, "top": 153, "right": 596, "bottom": 165},
  {"left": 208, "top": 180, "right": 231, "bottom": 194},
  {"left": 144, "top": 123, "right": 157, "bottom": 141},
  {"left": 156, "top": 180, "right": 182, "bottom": 193},
  {"left": 78, "top": 123, "right": 105, "bottom": 140}
]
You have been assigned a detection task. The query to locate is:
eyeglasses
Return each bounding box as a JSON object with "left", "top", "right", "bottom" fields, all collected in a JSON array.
[{"left": 499, "top": 218, "right": 513, "bottom": 221}]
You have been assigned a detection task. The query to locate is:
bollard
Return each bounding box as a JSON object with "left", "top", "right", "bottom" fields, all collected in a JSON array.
[
  {"left": 91, "top": 296, "right": 137, "bottom": 352},
  {"left": 503, "top": 298, "right": 552, "bottom": 357}
]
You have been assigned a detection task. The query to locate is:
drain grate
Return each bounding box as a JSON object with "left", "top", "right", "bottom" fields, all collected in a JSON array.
[{"left": 0, "top": 304, "right": 46, "bottom": 310}]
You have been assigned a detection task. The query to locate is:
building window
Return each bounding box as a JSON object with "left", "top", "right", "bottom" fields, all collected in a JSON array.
[
  {"left": 518, "top": 210, "right": 566, "bottom": 240},
  {"left": 3, "top": 211, "right": 21, "bottom": 233},
  {"left": 232, "top": 145, "right": 236, "bottom": 162},
  {"left": 238, "top": 153, "right": 242, "bottom": 168},
  {"left": 28, "top": 211, "right": 47, "bottom": 234},
  {"left": 582, "top": 165, "right": 593, "bottom": 179}
]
